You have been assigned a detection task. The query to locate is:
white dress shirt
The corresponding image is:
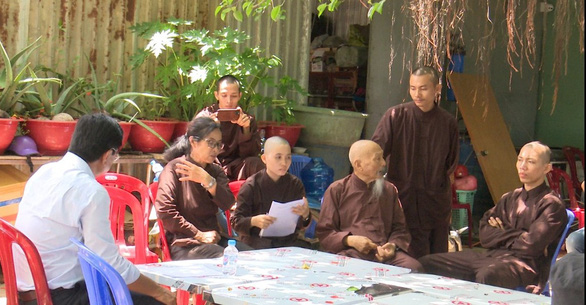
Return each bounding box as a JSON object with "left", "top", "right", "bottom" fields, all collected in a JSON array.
[{"left": 15, "top": 152, "right": 140, "bottom": 291}]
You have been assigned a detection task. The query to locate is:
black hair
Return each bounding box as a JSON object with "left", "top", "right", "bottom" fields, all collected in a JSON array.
[
  {"left": 216, "top": 75, "right": 241, "bottom": 92},
  {"left": 412, "top": 66, "right": 440, "bottom": 85},
  {"left": 163, "top": 116, "right": 220, "bottom": 162},
  {"left": 68, "top": 113, "right": 123, "bottom": 162}
]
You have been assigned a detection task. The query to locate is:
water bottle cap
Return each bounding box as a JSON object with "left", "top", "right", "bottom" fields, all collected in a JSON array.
[{"left": 228, "top": 239, "right": 236, "bottom": 246}]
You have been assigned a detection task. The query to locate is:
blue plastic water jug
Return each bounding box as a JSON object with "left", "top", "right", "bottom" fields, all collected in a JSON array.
[{"left": 301, "top": 157, "right": 334, "bottom": 209}]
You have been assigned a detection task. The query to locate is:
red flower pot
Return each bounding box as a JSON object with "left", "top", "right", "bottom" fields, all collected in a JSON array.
[
  {"left": 128, "top": 120, "right": 176, "bottom": 153},
  {"left": 258, "top": 121, "right": 304, "bottom": 148},
  {"left": 24, "top": 119, "right": 77, "bottom": 156},
  {"left": 118, "top": 121, "right": 135, "bottom": 150},
  {"left": 0, "top": 118, "right": 22, "bottom": 154},
  {"left": 172, "top": 121, "right": 189, "bottom": 143}
]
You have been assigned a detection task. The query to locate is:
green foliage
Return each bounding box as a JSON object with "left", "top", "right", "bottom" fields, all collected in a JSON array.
[
  {"left": 0, "top": 37, "right": 61, "bottom": 117},
  {"left": 130, "top": 20, "right": 295, "bottom": 121}
]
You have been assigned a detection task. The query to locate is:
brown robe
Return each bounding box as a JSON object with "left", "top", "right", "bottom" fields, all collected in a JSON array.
[
  {"left": 231, "top": 169, "right": 308, "bottom": 249},
  {"left": 154, "top": 155, "right": 234, "bottom": 249},
  {"left": 372, "top": 102, "right": 459, "bottom": 256},
  {"left": 316, "top": 174, "right": 422, "bottom": 271},
  {"left": 419, "top": 182, "right": 567, "bottom": 290},
  {"left": 198, "top": 104, "right": 264, "bottom": 180}
]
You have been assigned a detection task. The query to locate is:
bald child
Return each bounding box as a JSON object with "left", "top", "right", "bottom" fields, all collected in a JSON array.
[
  {"left": 316, "top": 140, "right": 423, "bottom": 272},
  {"left": 230, "top": 136, "right": 312, "bottom": 249}
]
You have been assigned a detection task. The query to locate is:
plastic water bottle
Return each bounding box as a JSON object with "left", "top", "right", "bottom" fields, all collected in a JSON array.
[
  {"left": 300, "top": 158, "right": 334, "bottom": 209},
  {"left": 222, "top": 239, "right": 238, "bottom": 275},
  {"left": 150, "top": 160, "right": 164, "bottom": 182}
]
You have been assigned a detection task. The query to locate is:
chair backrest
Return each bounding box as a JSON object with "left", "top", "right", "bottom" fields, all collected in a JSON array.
[
  {"left": 149, "top": 181, "right": 172, "bottom": 262},
  {"left": 104, "top": 186, "right": 150, "bottom": 264},
  {"left": 0, "top": 218, "right": 53, "bottom": 305},
  {"left": 563, "top": 146, "right": 585, "bottom": 196},
  {"left": 289, "top": 154, "right": 311, "bottom": 179},
  {"left": 70, "top": 238, "right": 133, "bottom": 305},
  {"left": 542, "top": 209, "right": 576, "bottom": 296},
  {"left": 97, "top": 173, "right": 151, "bottom": 235},
  {"left": 547, "top": 167, "right": 579, "bottom": 209}
]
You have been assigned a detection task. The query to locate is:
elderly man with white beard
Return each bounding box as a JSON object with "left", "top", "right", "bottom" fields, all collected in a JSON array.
[{"left": 316, "top": 140, "right": 423, "bottom": 272}]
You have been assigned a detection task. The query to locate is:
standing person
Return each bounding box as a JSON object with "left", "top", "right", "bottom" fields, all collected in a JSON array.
[
  {"left": 371, "top": 66, "right": 459, "bottom": 258},
  {"left": 316, "top": 140, "right": 423, "bottom": 272},
  {"left": 14, "top": 113, "right": 176, "bottom": 305},
  {"left": 231, "top": 136, "right": 312, "bottom": 249},
  {"left": 197, "top": 75, "right": 264, "bottom": 181},
  {"left": 155, "top": 116, "right": 251, "bottom": 260},
  {"left": 419, "top": 141, "right": 567, "bottom": 293}
]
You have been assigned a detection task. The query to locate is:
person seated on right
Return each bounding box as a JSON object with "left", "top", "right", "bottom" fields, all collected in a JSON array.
[
  {"left": 316, "top": 140, "right": 423, "bottom": 272},
  {"left": 419, "top": 141, "right": 567, "bottom": 294},
  {"left": 231, "top": 136, "right": 312, "bottom": 249},
  {"left": 155, "top": 116, "right": 247, "bottom": 260}
]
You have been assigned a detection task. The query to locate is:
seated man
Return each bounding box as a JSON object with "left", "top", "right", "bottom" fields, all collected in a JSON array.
[
  {"left": 549, "top": 234, "right": 585, "bottom": 305},
  {"left": 14, "top": 114, "right": 175, "bottom": 305},
  {"left": 196, "top": 75, "right": 264, "bottom": 181},
  {"left": 316, "top": 140, "right": 423, "bottom": 272},
  {"left": 231, "top": 136, "right": 312, "bottom": 249},
  {"left": 419, "top": 141, "right": 567, "bottom": 293}
]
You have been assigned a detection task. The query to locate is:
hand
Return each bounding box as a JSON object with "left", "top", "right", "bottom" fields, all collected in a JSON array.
[
  {"left": 291, "top": 197, "right": 310, "bottom": 219},
  {"left": 251, "top": 215, "right": 277, "bottom": 229},
  {"left": 525, "top": 284, "right": 542, "bottom": 294},
  {"left": 375, "top": 243, "right": 397, "bottom": 262},
  {"left": 176, "top": 159, "right": 211, "bottom": 185},
  {"left": 154, "top": 288, "right": 177, "bottom": 305},
  {"left": 346, "top": 235, "right": 377, "bottom": 255},
  {"left": 488, "top": 217, "right": 505, "bottom": 230},
  {"left": 195, "top": 230, "right": 221, "bottom": 244},
  {"left": 232, "top": 108, "right": 251, "bottom": 129}
]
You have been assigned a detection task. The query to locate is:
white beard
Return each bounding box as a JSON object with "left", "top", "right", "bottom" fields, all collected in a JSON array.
[{"left": 371, "top": 177, "right": 385, "bottom": 201}]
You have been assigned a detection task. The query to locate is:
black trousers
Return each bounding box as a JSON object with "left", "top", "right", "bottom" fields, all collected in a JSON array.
[{"left": 20, "top": 281, "right": 163, "bottom": 305}]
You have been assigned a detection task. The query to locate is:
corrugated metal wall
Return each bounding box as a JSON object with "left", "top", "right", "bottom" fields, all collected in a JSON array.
[{"left": 1, "top": 0, "right": 312, "bottom": 120}]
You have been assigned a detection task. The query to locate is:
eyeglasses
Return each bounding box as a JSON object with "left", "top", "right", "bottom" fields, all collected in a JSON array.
[
  {"left": 203, "top": 138, "right": 223, "bottom": 151},
  {"left": 110, "top": 148, "right": 120, "bottom": 162}
]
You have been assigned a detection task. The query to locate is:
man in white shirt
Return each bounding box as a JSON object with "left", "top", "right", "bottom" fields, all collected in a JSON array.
[{"left": 14, "top": 113, "right": 176, "bottom": 305}]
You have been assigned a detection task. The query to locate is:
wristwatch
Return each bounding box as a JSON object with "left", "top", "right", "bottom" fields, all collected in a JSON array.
[{"left": 201, "top": 177, "right": 216, "bottom": 189}]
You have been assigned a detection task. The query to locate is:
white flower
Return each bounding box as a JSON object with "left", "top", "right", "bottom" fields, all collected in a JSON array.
[
  {"left": 188, "top": 66, "right": 208, "bottom": 83},
  {"left": 145, "top": 30, "right": 177, "bottom": 58}
]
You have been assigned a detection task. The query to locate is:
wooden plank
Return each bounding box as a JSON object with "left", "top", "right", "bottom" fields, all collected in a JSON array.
[{"left": 449, "top": 73, "right": 521, "bottom": 203}]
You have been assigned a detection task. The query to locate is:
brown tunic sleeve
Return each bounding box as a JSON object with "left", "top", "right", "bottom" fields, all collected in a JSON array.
[{"left": 316, "top": 178, "right": 350, "bottom": 254}]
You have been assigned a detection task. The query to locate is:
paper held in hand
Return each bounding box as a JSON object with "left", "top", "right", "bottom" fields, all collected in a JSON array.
[{"left": 259, "top": 199, "right": 304, "bottom": 237}]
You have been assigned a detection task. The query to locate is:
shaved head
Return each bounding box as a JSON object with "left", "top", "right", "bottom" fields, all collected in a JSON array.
[
  {"left": 349, "top": 140, "right": 382, "bottom": 166},
  {"left": 520, "top": 141, "right": 551, "bottom": 164},
  {"left": 264, "top": 136, "right": 290, "bottom": 155}
]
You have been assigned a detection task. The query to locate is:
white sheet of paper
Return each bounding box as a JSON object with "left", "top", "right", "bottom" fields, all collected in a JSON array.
[{"left": 259, "top": 199, "right": 303, "bottom": 237}]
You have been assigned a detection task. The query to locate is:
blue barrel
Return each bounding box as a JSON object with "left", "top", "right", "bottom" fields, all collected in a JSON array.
[
  {"left": 446, "top": 54, "right": 465, "bottom": 101},
  {"left": 301, "top": 157, "right": 334, "bottom": 209}
]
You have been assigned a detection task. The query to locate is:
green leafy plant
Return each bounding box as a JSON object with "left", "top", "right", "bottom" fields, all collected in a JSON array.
[
  {"left": 0, "top": 37, "right": 61, "bottom": 118},
  {"left": 269, "top": 76, "right": 307, "bottom": 125},
  {"left": 130, "top": 19, "right": 289, "bottom": 121}
]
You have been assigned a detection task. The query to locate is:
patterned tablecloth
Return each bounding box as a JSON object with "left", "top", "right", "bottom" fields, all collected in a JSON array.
[{"left": 137, "top": 247, "right": 550, "bottom": 305}]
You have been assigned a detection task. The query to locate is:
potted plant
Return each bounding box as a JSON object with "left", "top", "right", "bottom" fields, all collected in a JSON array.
[
  {"left": 258, "top": 76, "right": 307, "bottom": 147},
  {"left": 129, "top": 20, "right": 295, "bottom": 140},
  {"left": 0, "top": 37, "right": 61, "bottom": 154}
]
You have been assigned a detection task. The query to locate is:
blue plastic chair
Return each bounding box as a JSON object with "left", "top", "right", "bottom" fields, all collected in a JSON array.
[
  {"left": 289, "top": 154, "right": 311, "bottom": 179},
  {"left": 543, "top": 209, "right": 576, "bottom": 296},
  {"left": 70, "top": 238, "right": 134, "bottom": 305}
]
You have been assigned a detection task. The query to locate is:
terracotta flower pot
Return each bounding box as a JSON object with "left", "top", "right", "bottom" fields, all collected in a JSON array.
[
  {"left": 128, "top": 120, "right": 176, "bottom": 153},
  {"left": 258, "top": 121, "right": 304, "bottom": 148},
  {"left": 172, "top": 121, "right": 189, "bottom": 143},
  {"left": 118, "top": 121, "right": 135, "bottom": 150},
  {"left": 25, "top": 119, "right": 77, "bottom": 156},
  {"left": 0, "top": 118, "right": 22, "bottom": 154}
]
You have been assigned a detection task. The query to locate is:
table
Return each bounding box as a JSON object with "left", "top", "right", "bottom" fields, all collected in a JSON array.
[{"left": 137, "top": 247, "right": 551, "bottom": 305}]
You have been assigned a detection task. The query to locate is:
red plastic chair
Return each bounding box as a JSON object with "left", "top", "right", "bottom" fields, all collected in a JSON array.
[
  {"left": 149, "top": 181, "right": 199, "bottom": 305},
  {"left": 451, "top": 185, "right": 474, "bottom": 248},
  {"left": 563, "top": 146, "right": 585, "bottom": 198},
  {"left": 547, "top": 167, "right": 584, "bottom": 228},
  {"left": 97, "top": 172, "right": 152, "bottom": 237},
  {"left": 104, "top": 186, "right": 159, "bottom": 264},
  {"left": 0, "top": 218, "right": 53, "bottom": 305},
  {"left": 226, "top": 180, "right": 246, "bottom": 237}
]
